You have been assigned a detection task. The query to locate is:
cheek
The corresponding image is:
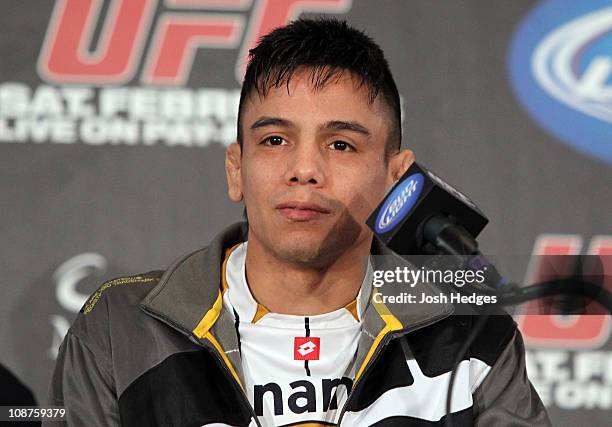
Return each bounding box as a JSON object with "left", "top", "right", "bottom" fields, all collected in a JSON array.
[
  {"left": 241, "top": 158, "right": 276, "bottom": 206},
  {"left": 335, "top": 164, "right": 390, "bottom": 216}
]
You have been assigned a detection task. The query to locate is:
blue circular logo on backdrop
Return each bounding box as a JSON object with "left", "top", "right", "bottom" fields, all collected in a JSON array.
[
  {"left": 509, "top": 0, "right": 612, "bottom": 165},
  {"left": 375, "top": 173, "right": 424, "bottom": 234}
]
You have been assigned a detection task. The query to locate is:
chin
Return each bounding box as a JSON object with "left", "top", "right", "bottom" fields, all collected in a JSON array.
[
  {"left": 280, "top": 249, "right": 324, "bottom": 266},
  {"left": 276, "top": 238, "right": 321, "bottom": 258},
  {"left": 273, "top": 233, "right": 354, "bottom": 268},
  {"left": 267, "top": 235, "right": 330, "bottom": 265}
]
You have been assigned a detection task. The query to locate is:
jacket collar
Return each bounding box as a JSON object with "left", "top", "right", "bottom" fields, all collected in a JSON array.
[
  {"left": 368, "top": 234, "right": 455, "bottom": 332},
  {"left": 140, "top": 222, "right": 247, "bottom": 335}
]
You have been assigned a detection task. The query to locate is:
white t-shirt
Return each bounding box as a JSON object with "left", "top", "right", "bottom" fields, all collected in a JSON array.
[{"left": 222, "top": 242, "right": 372, "bottom": 426}]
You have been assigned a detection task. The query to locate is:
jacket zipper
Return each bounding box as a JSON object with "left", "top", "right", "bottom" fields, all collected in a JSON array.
[
  {"left": 190, "top": 335, "right": 263, "bottom": 427},
  {"left": 142, "top": 306, "right": 262, "bottom": 427},
  {"left": 337, "top": 311, "right": 453, "bottom": 425},
  {"left": 337, "top": 333, "right": 394, "bottom": 425}
]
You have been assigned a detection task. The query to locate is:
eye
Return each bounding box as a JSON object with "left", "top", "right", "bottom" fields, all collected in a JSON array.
[
  {"left": 261, "top": 135, "right": 287, "bottom": 146},
  {"left": 329, "top": 140, "right": 355, "bottom": 152}
]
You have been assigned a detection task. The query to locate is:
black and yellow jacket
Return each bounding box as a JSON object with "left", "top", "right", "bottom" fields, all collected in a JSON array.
[{"left": 46, "top": 222, "right": 551, "bottom": 426}]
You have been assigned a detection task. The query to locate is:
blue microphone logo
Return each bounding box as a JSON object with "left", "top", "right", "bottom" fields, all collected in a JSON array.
[
  {"left": 509, "top": 0, "right": 612, "bottom": 165},
  {"left": 375, "top": 173, "right": 424, "bottom": 234}
]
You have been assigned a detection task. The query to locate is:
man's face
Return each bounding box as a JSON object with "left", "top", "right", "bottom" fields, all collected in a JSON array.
[{"left": 226, "top": 69, "right": 412, "bottom": 268}]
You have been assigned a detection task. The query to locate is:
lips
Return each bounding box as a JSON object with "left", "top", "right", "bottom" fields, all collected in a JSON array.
[{"left": 276, "top": 201, "right": 332, "bottom": 221}]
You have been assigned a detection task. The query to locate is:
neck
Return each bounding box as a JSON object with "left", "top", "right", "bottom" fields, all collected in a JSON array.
[{"left": 244, "top": 237, "right": 371, "bottom": 316}]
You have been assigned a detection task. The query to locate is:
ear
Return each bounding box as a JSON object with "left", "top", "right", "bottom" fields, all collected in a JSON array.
[
  {"left": 387, "top": 148, "right": 415, "bottom": 185},
  {"left": 225, "top": 142, "right": 243, "bottom": 202}
]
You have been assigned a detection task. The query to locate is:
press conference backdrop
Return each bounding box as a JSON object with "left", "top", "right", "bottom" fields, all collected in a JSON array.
[{"left": 1, "top": 0, "right": 610, "bottom": 424}]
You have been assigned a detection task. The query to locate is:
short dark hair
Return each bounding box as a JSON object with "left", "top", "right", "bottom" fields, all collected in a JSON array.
[{"left": 236, "top": 18, "right": 401, "bottom": 157}]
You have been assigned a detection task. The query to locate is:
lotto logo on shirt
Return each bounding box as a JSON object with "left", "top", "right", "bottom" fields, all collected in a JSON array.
[{"left": 294, "top": 337, "right": 320, "bottom": 361}]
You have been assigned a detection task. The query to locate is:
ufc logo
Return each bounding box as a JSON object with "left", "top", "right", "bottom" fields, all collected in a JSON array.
[
  {"left": 38, "top": 0, "right": 352, "bottom": 86},
  {"left": 517, "top": 234, "right": 612, "bottom": 349}
]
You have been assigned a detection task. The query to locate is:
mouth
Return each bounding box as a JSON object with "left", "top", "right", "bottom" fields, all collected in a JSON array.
[{"left": 275, "top": 201, "right": 332, "bottom": 221}]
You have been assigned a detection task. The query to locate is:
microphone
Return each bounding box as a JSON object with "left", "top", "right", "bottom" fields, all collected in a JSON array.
[
  {"left": 367, "top": 162, "right": 488, "bottom": 256},
  {"left": 366, "top": 162, "right": 507, "bottom": 290}
]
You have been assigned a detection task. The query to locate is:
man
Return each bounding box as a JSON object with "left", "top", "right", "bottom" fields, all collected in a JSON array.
[{"left": 48, "top": 19, "right": 550, "bottom": 426}]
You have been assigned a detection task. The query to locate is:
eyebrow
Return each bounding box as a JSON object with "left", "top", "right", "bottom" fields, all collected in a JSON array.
[
  {"left": 250, "top": 117, "right": 371, "bottom": 137},
  {"left": 321, "top": 120, "right": 371, "bottom": 137},
  {"left": 250, "top": 117, "right": 295, "bottom": 130}
]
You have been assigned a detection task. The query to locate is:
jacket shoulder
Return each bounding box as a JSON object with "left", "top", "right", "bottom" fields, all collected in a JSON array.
[
  {"left": 405, "top": 312, "right": 516, "bottom": 377},
  {"left": 67, "top": 270, "right": 164, "bottom": 354},
  {"left": 81, "top": 270, "right": 164, "bottom": 316}
]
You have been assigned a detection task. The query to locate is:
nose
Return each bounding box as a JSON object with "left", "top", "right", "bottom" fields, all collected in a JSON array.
[{"left": 284, "top": 140, "right": 326, "bottom": 187}]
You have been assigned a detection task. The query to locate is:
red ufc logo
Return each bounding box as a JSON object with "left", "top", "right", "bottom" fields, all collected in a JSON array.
[
  {"left": 516, "top": 234, "right": 612, "bottom": 349},
  {"left": 294, "top": 337, "right": 320, "bottom": 360},
  {"left": 38, "top": 0, "right": 352, "bottom": 86}
]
